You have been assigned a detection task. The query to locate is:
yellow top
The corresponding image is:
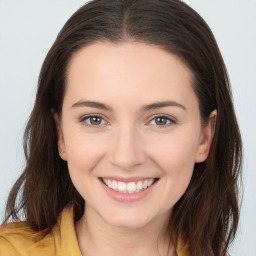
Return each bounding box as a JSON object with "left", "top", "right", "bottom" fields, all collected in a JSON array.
[{"left": 0, "top": 206, "right": 190, "bottom": 256}]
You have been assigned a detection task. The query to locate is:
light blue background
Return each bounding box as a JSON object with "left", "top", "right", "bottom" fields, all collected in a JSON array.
[{"left": 0, "top": 1, "right": 255, "bottom": 255}]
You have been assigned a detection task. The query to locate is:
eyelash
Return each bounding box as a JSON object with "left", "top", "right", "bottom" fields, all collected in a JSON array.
[{"left": 80, "top": 114, "right": 176, "bottom": 129}]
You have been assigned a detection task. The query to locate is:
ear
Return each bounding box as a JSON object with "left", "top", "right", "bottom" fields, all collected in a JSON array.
[
  {"left": 53, "top": 111, "right": 67, "bottom": 161},
  {"left": 195, "top": 110, "right": 217, "bottom": 163}
]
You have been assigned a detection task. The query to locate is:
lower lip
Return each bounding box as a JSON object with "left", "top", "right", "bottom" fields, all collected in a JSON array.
[{"left": 99, "top": 178, "right": 158, "bottom": 202}]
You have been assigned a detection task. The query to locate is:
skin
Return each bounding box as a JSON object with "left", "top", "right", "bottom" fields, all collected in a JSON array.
[{"left": 55, "top": 41, "right": 216, "bottom": 256}]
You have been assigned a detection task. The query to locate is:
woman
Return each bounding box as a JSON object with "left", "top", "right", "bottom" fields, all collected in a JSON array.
[{"left": 0, "top": 0, "right": 242, "bottom": 255}]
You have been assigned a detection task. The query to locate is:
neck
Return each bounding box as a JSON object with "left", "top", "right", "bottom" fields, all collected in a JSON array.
[{"left": 75, "top": 206, "right": 177, "bottom": 256}]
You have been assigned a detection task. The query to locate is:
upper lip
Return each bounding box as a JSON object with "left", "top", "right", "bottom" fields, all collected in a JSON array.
[{"left": 99, "top": 176, "right": 157, "bottom": 183}]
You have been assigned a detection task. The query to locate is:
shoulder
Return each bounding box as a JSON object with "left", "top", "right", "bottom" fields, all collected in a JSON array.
[
  {"left": 0, "top": 206, "right": 81, "bottom": 256},
  {"left": 176, "top": 236, "right": 190, "bottom": 256},
  {"left": 0, "top": 221, "right": 55, "bottom": 256}
]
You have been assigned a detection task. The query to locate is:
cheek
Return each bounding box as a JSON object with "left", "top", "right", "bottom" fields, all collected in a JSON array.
[
  {"left": 64, "top": 133, "right": 108, "bottom": 203},
  {"left": 149, "top": 131, "right": 199, "bottom": 172},
  {"left": 64, "top": 132, "right": 107, "bottom": 176},
  {"left": 147, "top": 132, "right": 198, "bottom": 204}
]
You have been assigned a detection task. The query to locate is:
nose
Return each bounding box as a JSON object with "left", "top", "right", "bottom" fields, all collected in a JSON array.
[{"left": 108, "top": 124, "right": 146, "bottom": 171}]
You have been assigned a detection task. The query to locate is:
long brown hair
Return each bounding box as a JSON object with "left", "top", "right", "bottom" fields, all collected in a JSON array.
[{"left": 3, "top": 0, "right": 242, "bottom": 255}]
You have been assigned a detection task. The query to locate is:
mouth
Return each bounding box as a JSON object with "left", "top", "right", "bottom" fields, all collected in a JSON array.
[{"left": 100, "top": 177, "right": 159, "bottom": 193}]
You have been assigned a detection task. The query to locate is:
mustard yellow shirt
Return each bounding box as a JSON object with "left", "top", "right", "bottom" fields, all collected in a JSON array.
[{"left": 0, "top": 206, "right": 189, "bottom": 256}]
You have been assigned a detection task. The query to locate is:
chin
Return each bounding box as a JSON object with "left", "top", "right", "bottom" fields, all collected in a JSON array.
[
  {"left": 99, "top": 207, "right": 161, "bottom": 230},
  {"left": 107, "top": 215, "right": 151, "bottom": 229}
]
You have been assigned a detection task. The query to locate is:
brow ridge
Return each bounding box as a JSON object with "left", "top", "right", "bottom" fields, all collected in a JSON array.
[{"left": 71, "top": 100, "right": 187, "bottom": 111}]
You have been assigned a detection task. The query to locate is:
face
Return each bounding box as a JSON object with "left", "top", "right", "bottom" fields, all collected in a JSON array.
[{"left": 56, "top": 42, "right": 216, "bottom": 229}]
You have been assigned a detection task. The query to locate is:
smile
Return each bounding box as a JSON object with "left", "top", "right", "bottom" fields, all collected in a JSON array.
[
  {"left": 99, "top": 177, "right": 159, "bottom": 202},
  {"left": 102, "top": 178, "right": 157, "bottom": 193}
]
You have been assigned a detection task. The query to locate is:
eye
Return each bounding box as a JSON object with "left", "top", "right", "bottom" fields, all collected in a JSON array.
[
  {"left": 81, "top": 115, "right": 107, "bottom": 128},
  {"left": 149, "top": 115, "right": 176, "bottom": 128},
  {"left": 80, "top": 114, "right": 175, "bottom": 128}
]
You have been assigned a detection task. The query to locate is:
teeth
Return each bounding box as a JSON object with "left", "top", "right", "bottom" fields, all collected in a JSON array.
[
  {"left": 118, "top": 182, "right": 126, "bottom": 192},
  {"left": 102, "top": 178, "right": 155, "bottom": 193},
  {"left": 142, "top": 180, "right": 148, "bottom": 189},
  {"left": 148, "top": 179, "right": 154, "bottom": 187},
  {"left": 137, "top": 181, "right": 142, "bottom": 190},
  {"left": 107, "top": 179, "right": 112, "bottom": 188},
  {"left": 127, "top": 182, "right": 136, "bottom": 193},
  {"left": 112, "top": 180, "right": 118, "bottom": 190}
]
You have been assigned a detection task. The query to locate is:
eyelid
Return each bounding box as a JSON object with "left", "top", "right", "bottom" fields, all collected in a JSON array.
[
  {"left": 80, "top": 114, "right": 109, "bottom": 128},
  {"left": 79, "top": 113, "right": 176, "bottom": 128},
  {"left": 147, "top": 114, "right": 177, "bottom": 128}
]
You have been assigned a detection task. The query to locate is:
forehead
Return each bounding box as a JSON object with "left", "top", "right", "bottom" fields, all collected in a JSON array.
[
  {"left": 67, "top": 41, "right": 192, "bottom": 80},
  {"left": 64, "top": 41, "right": 197, "bottom": 109}
]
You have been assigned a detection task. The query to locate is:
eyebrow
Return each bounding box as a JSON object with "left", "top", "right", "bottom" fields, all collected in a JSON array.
[{"left": 71, "top": 100, "right": 187, "bottom": 111}]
